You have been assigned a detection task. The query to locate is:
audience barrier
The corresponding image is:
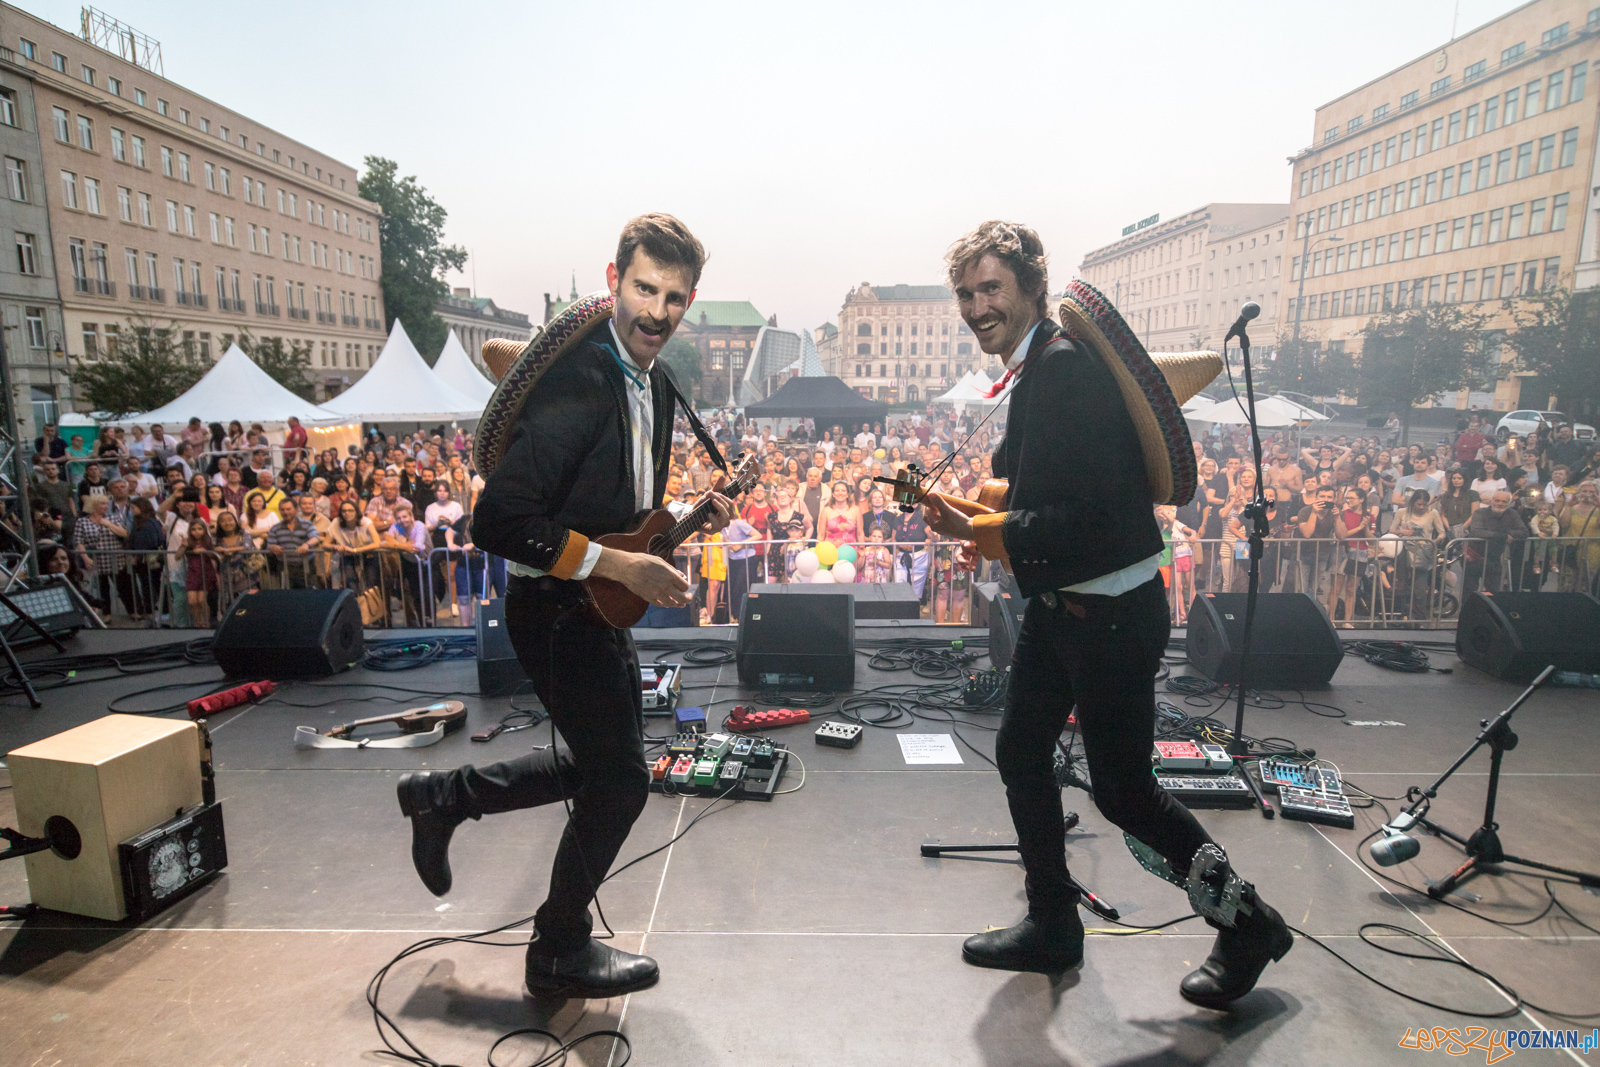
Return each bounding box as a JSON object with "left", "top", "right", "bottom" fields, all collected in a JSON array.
[{"left": 61, "top": 533, "right": 1600, "bottom": 632}]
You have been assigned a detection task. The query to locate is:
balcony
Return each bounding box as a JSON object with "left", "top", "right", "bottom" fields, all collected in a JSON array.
[
  {"left": 316, "top": 310, "right": 335, "bottom": 324},
  {"left": 192, "top": 293, "right": 207, "bottom": 308},
  {"left": 73, "top": 276, "right": 115, "bottom": 296},
  {"left": 147, "top": 287, "right": 165, "bottom": 302},
  {"left": 129, "top": 283, "right": 148, "bottom": 300},
  {"left": 175, "top": 291, "right": 193, "bottom": 306},
  {"left": 365, "top": 318, "right": 382, "bottom": 330},
  {"left": 256, "top": 301, "right": 280, "bottom": 316},
  {"left": 220, "top": 297, "right": 245, "bottom": 313},
  {"left": 341, "top": 314, "right": 359, "bottom": 327},
  {"left": 287, "top": 307, "right": 309, "bottom": 320}
]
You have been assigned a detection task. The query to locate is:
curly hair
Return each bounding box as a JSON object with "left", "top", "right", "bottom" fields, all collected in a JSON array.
[
  {"left": 616, "top": 213, "right": 707, "bottom": 289},
  {"left": 945, "top": 220, "right": 1050, "bottom": 319}
]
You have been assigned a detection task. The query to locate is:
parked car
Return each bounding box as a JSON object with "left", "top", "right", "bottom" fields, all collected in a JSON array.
[{"left": 1495, "top": 410, "right": 1597, "bottom": 442}]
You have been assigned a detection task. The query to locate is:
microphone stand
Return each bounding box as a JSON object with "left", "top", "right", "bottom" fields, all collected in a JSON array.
[{"left": 1223, "top": 317, "right": 1275, "bottom": 819}]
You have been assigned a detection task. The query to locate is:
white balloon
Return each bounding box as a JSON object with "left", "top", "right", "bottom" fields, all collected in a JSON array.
[
  {"left": 796, "top": 549, "right": 819, "bottom": 576},
  {"left": 831, "top": 559, "right": 856, "bottom": 584},
  {"left": 811, "top": 569, "right": 836, "bottom": 583}
]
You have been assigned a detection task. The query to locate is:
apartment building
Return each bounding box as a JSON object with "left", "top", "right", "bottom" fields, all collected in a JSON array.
[
  {"left": 437, "top": 288, "right": 531, "bottom": 375},
  {"left": 1284, "top": 0, "right": 1600, "bottom": 410},
  {"left": 1078, "top": 203, "right": 1288, "bottom": 355},
  {"left": 832, "top": 283, "right": 980, "bottom": 403},
  {"left": 1, "top": 4, "right": 387, "bottom": 404}
]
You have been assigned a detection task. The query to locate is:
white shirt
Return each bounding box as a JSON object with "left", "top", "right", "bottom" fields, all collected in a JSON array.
[
  {"left": 854, "top": 430, "right": 876, "bottom": 449},
  {"left": 509, "top": 321, "right": 655, "bottom": 582},
  {"left": 1002, "top": 318, "right": 1163, "bottom": 597}
]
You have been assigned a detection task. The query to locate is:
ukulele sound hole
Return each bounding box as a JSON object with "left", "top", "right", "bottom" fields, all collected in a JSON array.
[{"left": 648, "top": 536, "right": 668, "bottom": 555}]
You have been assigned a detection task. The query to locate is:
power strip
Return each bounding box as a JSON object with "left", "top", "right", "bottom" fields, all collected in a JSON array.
[
  {"left": 188, "top": 680, "right": 277, "bottom": 719},
  {"left": 727, "top": 706, "right": 811, "bottom": 732},
  {"left": 815, "top": 721, "right": 863, "bottom": 748}
]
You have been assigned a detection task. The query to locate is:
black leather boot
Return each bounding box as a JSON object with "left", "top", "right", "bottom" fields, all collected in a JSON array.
[
  {"left": 396, "top": 771, "right": 465, "bottom": 897},
  {"left": 962, "top": 909, "right": 1085, "bottom": 974},
  {"left": 525, "top": 936, "right": 660, "bottom": 999},
  {"left": 1179, "top": 895, "right": 1293, "bottom": 1009}
]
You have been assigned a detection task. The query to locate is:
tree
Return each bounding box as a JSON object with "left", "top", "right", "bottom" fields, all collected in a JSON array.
[
  {"left": 1499, "top": 287, "right": 1600, "bottom": 417},
  {"left": 358, "top": 157, "right": 466, "bottom": 359},
  {"left": 1257, "top": 329, "right": 1356, "bottom": 400},
  {"left": 1357, "top": 302, "right": 1497, "bottom": 444},
  {"left": 233, "top": 330, "right": 317, "bottom": 401},
  {"left": 660, "top": 336, "right": 702, "bottom": 402},
  {"left": 69, "top": 321, "right": 204, "bottom": 417}
]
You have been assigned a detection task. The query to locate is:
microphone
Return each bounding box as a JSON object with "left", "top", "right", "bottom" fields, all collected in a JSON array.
[
  {"left": 1224, "top": 301, "right": 1261, "bottom": 343},
  {"left": 1368, "top": 810, "right": 1420, "bottom": 867}
]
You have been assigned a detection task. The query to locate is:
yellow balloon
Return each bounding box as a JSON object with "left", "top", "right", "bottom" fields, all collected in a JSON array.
[
  {"left": 874, "top": 448, "right": 886, "bottom": 459},
  {"left": 814, "top": 541, "right": 839, "bottom": 567}
]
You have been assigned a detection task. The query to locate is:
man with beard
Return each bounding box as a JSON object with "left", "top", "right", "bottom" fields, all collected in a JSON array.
[
  {"left": 395, "top": 215, "right": 735, "bottom": 999},
  {"left": 922, "top": 221, "right": 1291, "bottom": 1009}
]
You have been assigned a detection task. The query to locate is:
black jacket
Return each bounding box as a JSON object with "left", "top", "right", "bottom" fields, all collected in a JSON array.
[
  {"left": 471, "top": 322, "right": 674, "bottom": 574},
  {"left": 992, "top": 320, "right": 1164, "bottom": 598}
]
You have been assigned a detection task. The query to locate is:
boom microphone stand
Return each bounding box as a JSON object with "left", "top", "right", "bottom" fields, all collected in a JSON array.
[{"left": 1220, "top": 303, "right": 1274, "bottom": 819}]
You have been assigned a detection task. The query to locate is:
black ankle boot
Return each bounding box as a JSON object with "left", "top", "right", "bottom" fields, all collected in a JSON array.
[
  {"left": 962, "top": 909, "right": 1085, "bottom": 974},
  {"left": 1179, "top": 895, "right": 1293, "bottom": 1009},
  {"left": 525, "top": 936, "right": 660, "bottom": 999},
  {"left": 396, "top": 771, "right": 464, "bottom": 897}
]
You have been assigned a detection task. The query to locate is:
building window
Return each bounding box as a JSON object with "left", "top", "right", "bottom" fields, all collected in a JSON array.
[
  {"left": 84, "top": 176, "right": 101, "bottom": 215},
  {"left": 131, "top": 135, "right": 145, "bottom": 168},
  {"left": 178, "top": 107, "right": 189, "bottom": 125},
  {"left": 157, "top": 98, "right": 168, "bottom": 116},
  {"left": 856, "top": 344, "right": 870, "bottom": 356},
  {"left": 6, "top": 156, "right": 28, "bottom": 201},
  {"left": 138, "top": 191, "right": 151, "bottom": 226},
  {"left": 160, "top": 145, "right": 173, "bottom": 176},
  {"left": 1505, "top": 87, "right": 1521, "bottom": 124},
  {"left": 183, "top": 204, "right": 195, "bottom": 236},
  {"left": 51, "top": 106, "right": 70, "bottom": 142},
  {"left": 1464, "top": 60, "right": 1486, "bottom": 83},
  {"left": 17, "top": 39, "right": 35, "bottom": 60},
  {"left": 1572, "top": 62, "right": 1588, "bottom": 104},
  {"left": 1529, "top": 198, "right": 1547, "bottom": 235},
  {"left": 76, "top": 114, "right": 93, "bottom": 150},
  {"left": 1515, "top": 141, "right": 1533, "bottom": 178},
  {"left": 110, "top": 127, "right": 125, "bottom": 161},
  {"left": 1507, "top": 203, "right": 1525, "bottom": 240},
  {"left": 225, "top": 217, "right": 234, "bottom": 245},
  {"left": 1542, "top": 23, "right": 1568, "bottom": 47},
  {"left": 82, "top": 323, "right": 99, "bottom": 359},
  {"left": 51, "top": 51, "right": 66, "bottom": 73},
  {"left": 1560, "top": 127, "right": 1579, "bottom": 167},
  {"left": 24, "top": 307, "right": 45, "bottom": 348},
  {"left": 219, "top": 167, "right": 230, "bottom": 195},
  {"left": 1552, "top": 192, "right": 1569, "bottom": 231},
  {"left": 60, "top": 170, "right": 78, "bottom": 209},
  {"left": 1431, "top": 76, "right": 1450, "bottom": 96},
  {"left": 117, "top": 185, "right": 130, "bottom": 220},
  {"left": 1372, "top": 103, "right": 1389, "bottom": 122},
  {"left": 178, "top": 153, "right": 190, "bottom": 182},
  {"left": 1400, "top": 90, "right": 1418, "bottom": 110},
  {"left": 107, "top": 76, "right": 120, "bottom": 96},
  {"left": 1502, "top": 42, "right": 1525, "bottom": 64},
  {"left": 15, "top": 233, "right": 39, "bottom": 275},
  {"left": 166, "top": 199, "right": 178, "bottom": 231}
]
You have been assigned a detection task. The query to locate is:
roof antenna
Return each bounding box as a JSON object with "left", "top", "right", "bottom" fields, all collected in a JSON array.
[{"left": 1451, "top": 0, "right": 1459, "bottom": 40}]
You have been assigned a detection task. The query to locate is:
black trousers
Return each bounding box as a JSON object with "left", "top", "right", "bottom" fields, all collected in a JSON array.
[
  {"left": 437, "top": 575, "right": 648, "bottom": 954},
  {"left": 997, "top": 574, "right": 1213, "bottom": 917}
]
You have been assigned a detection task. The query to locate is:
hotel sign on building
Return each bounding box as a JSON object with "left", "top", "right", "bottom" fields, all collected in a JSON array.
[{"left": 1283, "top": 0, "right": 1600, "bottom": 410}]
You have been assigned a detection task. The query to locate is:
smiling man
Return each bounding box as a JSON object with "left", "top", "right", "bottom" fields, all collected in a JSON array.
[
  {"left": 395, "top": 214, "right": 734, "bottom": 1000},
  {"left": 924, "top": 221, "right": 1290, "bottom": 1009}
]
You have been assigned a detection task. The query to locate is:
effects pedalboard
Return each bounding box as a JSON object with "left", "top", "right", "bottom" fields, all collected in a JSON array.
[
  {"left": 1152, "top": 741, "right": 1253, "bottom": 809},
  {"left": 1256, "top": 757, "right": 1355, "bottom": 828},
  {"left": 650, "top": 732, "right": 790, "bottom": 801}
]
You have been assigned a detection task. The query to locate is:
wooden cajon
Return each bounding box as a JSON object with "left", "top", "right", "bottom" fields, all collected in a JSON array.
[{"left": 8, "top": 714, "right": 202, "bottom": 920}]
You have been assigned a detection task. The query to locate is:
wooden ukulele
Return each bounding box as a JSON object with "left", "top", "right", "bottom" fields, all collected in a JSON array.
[
  {"left": 582, "top": 453, "right": 761, "bottom": 628},
  {"left": 324, "top": 700, "right": 467, "bottom": 740},
  {"left": 876, "top": 465, "right": 1011, "bottom": 571}
]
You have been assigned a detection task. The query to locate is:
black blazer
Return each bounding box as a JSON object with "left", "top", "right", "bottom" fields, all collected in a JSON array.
[
  {"left": 992, "top": 320, "right": 1164, "bottom": 597},
  {"left": 471, "top": 322, "right": 675, "bottom": 574}
]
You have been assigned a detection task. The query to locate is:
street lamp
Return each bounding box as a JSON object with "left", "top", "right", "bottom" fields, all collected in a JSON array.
[
  {"left": 1127, "top": 289, "right": 1154, "bottom": 349},
  {"left": 1290, "top": 229, "right": 1345, "bottom": 349}
]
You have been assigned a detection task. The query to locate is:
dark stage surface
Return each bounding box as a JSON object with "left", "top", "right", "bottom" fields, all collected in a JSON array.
[{"left": 1, "top": 623, "right": 1597, "bottom": 1066}]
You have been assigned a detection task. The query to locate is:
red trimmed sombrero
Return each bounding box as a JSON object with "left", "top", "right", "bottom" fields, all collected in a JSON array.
[
  {"left": 1057, "top": 280, "right": 1221, "bottom": 506},
  {"left": 474, "top": 292, "right": 614, "bottom": 477}
]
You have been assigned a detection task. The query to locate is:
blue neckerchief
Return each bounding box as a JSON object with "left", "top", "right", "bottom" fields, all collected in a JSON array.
[{"left": 599, "top": 342, "right": 646, "bottom": 392}]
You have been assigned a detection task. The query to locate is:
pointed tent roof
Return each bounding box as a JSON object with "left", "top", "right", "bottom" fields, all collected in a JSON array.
[
  {"left": 319, "top": 320, "right": 485, "bottom": 422},
  {"left": 432, "top": 329, "right": 496, "bottom": 406},
  {"left": 106, "top": 343, "right": 348, "bottom": 426}
]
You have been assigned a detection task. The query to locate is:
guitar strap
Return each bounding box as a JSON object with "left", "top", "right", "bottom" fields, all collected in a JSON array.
[{"left": 657, "top": 363, "right": 730, "bottom": 475}]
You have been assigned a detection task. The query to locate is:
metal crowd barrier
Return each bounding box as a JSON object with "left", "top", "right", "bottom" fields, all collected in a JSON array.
[{"left": 62, "top": 532, "right": 1600, "bottom": 631}]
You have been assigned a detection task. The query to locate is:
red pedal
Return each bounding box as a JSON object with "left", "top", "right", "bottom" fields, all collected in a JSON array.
[
  {"left": 188, "top": 680, "right": 277, "bottom": 719},
  {"left": 726, "top": 706, "right": 810, "bottom": 732}
]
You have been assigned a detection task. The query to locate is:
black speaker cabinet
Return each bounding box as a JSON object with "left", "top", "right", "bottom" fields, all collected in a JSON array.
[
  {"left": 476, "top": 597, "right": 530, "bottom": 696},
  {"left": 1186, "top": 592, "right": 1343, "bottom": 688},
  {"left": 1456, "top": 591, "right": 1600, "bottom": 681},
  {"left": 212, "top": 588, "right": 364, "bottom": 678},
  {"left": 983, "top": 574, "right": 1025, "bottom": 671},
  {"left": 737, "top": 591, "right": 854, "bottom": 691}
]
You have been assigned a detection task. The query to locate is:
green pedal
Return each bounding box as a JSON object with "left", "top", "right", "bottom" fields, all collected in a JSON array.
[{"left": 691, "top": 758, "right": 720, "bottom": 786}]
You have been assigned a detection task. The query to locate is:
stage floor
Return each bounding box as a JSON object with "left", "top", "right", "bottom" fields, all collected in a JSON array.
[{"left": 1, "top": 623, "right": 1597, "bottom": 1066}]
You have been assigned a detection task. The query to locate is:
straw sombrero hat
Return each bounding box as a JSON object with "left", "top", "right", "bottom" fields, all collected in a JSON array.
[
  {"left": 1057, "top": 279, "right": 1221, "bottom": 506},
  {"left": 473, "top": 292, "right": 615, "bottom": 477}
]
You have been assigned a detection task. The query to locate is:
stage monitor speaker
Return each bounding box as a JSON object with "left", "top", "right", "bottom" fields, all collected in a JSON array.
[
  {"left": 1186, "top": 592, "right": 1343, "bottom": 688},
  {"left": 737, "top": 591, "right": 854, "bottom": 691},
  {"left": 1456, "top": 591, "right": 1600, "bottom": 681},
  {"left": 212, "top": 588, "right": 363, "bottom": 678},
  {"left": 983, "top": 574, "right": 1025, "bottom": 672},
  {"left": 476, "top": 597, "right": 530, "bottom": 697},
  {"left": 8, "top": 714, "right": 211, "bottom": 920}
]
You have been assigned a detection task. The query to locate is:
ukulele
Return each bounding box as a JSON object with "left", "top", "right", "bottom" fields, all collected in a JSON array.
[
  {"left": 323, "top": 700, "right": 467, "bottom": 740},
  {"left": 875, "top": 465, "right": 1011, "bottom": 571},
  {"left": 583, "top": 452, "right": 761, "bottom": 628}
]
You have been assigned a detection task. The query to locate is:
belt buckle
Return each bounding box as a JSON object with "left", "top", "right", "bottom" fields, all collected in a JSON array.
[{"left": 1039, "top": 591, "right": 1058, "bottom": 610}]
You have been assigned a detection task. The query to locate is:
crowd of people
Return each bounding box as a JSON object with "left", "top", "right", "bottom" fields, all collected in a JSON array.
[
  {"left": 1162, "top": 411, "right": 1599, "bottom": 624},
  {"left": 21, "top": 403, "right": 1598, "bottom": 630}
]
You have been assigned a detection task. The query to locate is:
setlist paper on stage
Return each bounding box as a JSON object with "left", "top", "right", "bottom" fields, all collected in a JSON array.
[{"left": 897, "top": 734, "right": 963, "bottom": 765}]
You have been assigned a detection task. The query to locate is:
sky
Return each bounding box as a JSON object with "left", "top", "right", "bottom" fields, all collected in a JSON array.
[{"left": 26, "top": 0, "right": 1524, "bottom": 336}]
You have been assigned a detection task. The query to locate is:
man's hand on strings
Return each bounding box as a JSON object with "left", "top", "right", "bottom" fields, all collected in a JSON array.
[{"left": 697, "top": 491, "right": 735, "bottom": 535}]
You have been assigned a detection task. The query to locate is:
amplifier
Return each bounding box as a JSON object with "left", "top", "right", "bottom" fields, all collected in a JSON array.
[
  {"left": 476, "top": 597, "right": 529, "bottom": 696},
  {"left": 1456, "top": 591, "right": 1600, "bottom": 681},
  {"left": 119, "top": 801, "right": 228, "bottom": 920},
  {"left": 1186, "top": 593, "right": 1343, "bottom": 688},
  {"left": 737, "top": 591, "right": 854, "bottom": 691}
]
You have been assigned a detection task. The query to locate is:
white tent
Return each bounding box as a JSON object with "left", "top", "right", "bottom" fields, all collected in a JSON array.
[
  {"left": 1264, "top": 395, "right": 1332, "bottom": 422},
  {"left": 1185, "top": 396, "right": 1300, "bottom": 427},
  {"left": 432, "top": 329, "right": 497, "bottom": 406},
  {"left": 319, "top": 320, "right": 485, "bottom": 423},
  {"left": 933, "top": 370, "right": 1009, "bottom": 406},
  {"left": 106, "top": 343, "right": 350, "bottom": 428}
]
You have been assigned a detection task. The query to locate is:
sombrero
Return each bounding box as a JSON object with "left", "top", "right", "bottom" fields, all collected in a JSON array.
[
  {"left": 474, "top": 292, "right": 614, "bottom": 476},
  {"left": 1057, "top": 280, "right": 1221, "bottom": 506}
]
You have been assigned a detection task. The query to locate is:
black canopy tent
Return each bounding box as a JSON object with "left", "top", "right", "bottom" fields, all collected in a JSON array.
[{"left": 742, "top": 375, "right": 890, "bottom": 427}]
